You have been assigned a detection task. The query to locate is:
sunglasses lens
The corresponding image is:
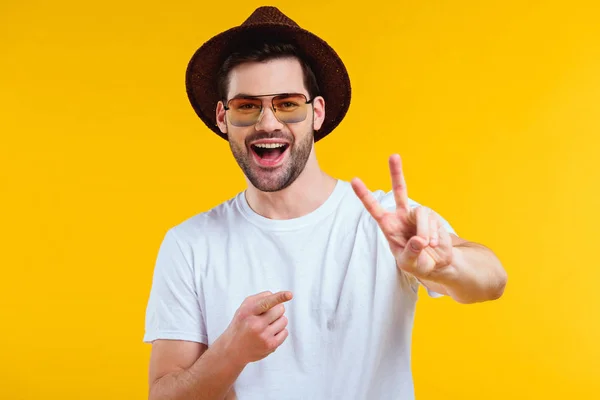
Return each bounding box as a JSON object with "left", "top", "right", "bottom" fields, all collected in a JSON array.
[
  {"left": 227, "top": 98, "right": 263, "bottom": 127},
  {"left": 273, "top": 94, "right": 308, "bottom": 124}
]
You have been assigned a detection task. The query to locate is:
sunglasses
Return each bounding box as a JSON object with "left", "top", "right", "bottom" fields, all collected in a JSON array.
[{"left": 223, "top": 93, "right": 314, "bottom": 127}]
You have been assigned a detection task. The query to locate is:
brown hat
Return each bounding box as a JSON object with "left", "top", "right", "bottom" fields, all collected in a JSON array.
[{"left": 185, "top": 6, "right": 351, "bottom": 142}]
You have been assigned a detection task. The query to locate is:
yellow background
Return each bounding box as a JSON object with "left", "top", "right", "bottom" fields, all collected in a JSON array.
[{"left": 1, "top": 0, "right": 599, "bottom": 398}]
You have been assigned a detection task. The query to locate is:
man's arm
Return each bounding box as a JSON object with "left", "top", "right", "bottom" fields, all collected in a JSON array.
[
  {"left": 417, "top": 234, "right": 507, "bottom": 304},
  {"left": 351, "top": 154, "right": 507, "bottom": 305},
  {"left": 148, "top": 339, "right": 241, "bottom": 400},
  {"left": 148, "top": 291, "right": 292, "bottom": 400}
]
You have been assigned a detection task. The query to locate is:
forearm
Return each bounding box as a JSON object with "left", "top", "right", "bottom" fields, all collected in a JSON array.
[
  {"left": 149, "top": 338, "right": 245, "bottom": 400},
  {"left": 430, "top": 242, "right": 507, "bottom": 304}
]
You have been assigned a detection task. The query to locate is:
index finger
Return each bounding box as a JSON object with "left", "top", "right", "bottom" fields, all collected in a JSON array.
[
  {"left": 253, "top": 291, "right": 293, "bottom": 315},
  {"left": 351, "top": 177, "right": 387, "bottom": 222},
  {"left": 389, "top": 154, "right": 409, "bottom": 211}
]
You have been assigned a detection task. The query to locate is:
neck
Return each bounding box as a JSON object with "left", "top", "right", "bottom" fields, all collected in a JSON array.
[{"left": 244, "top": 154, "right": 337, "bottom": 220}]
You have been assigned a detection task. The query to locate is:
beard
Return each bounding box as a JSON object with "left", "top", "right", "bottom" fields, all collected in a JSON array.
[{"left": 228, "top": 125, "right": 314, "bottom": 193}]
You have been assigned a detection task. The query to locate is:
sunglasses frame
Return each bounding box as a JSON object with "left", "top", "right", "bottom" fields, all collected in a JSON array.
[{"left": 223, "top": 93, "right": 314, "bottom": 126}]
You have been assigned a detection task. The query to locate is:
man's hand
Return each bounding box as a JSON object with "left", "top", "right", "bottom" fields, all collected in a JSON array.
[
  {"left": 219, "top": 291, "right": 292, "bottom": 366},
  {"left": 351, "top": 154, "right": 454, "bottom": 280}
]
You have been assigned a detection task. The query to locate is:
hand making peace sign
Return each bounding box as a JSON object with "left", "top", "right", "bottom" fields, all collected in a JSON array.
[{"left": 351, "top": 154, "right": 455, "bottom": 279}]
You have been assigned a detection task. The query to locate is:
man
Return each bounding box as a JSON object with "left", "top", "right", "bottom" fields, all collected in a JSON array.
[{"left": 143, "top": 6, "right": 507, "bottom": 400}]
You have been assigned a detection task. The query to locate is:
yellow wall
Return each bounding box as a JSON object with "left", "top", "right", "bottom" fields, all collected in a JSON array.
[{"left": 2, "top": 1, "right": 599, "bottom": 398}]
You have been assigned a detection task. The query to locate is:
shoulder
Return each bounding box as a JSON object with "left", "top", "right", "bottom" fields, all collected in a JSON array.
[
  {"left": 152, "top": 194, "right": 245, "bottom": 275},
  {"left": 166, "top": 193, "right": 243, "bottom": 246}
]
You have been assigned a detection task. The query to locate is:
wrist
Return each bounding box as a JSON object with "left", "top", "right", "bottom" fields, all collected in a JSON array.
[{"left": 212, "top": 331, "right": 249, "bottom": 371}]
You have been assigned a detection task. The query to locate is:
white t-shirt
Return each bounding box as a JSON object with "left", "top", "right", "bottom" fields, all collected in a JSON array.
[{"left": 143, "top": 179, "right": 455, "bottom": 399}]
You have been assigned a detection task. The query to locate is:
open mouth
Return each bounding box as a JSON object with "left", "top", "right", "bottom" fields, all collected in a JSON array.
[{"left": 250, "top": 142, "right": 290, "bottom": 166}]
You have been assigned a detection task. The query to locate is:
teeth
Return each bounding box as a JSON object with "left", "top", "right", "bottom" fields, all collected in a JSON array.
[{"left": 254, "top": 143, "right": 286, "bottom": 149}]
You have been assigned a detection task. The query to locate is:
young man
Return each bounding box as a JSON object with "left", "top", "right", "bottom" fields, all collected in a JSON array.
[{"left": 144, "top": 6, "right": 507, "bottom": 400}]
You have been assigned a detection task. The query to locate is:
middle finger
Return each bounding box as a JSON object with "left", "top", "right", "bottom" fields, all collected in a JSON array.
[{"left": 262, "top": 303, "right": 286, "bottom": 325}]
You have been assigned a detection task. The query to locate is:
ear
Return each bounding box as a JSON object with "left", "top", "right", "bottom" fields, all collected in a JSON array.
[
  {"left": 216, "top": 101, "right": 228, "bottom": 135},
  {"left": 312, "top": 96, "right": 325, "bottom": 131}
]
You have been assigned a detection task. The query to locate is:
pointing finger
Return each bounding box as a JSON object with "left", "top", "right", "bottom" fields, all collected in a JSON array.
[
  {"left": 253, "top": 291, "right": 293, "bottom": 315},
  {"left": 351, "top": 177, "right": 386, "bottom": 222}
]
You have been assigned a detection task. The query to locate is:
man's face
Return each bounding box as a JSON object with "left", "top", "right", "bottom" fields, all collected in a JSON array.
[{"left": 216, "top": 57, "right": 325, "bottom": 192}]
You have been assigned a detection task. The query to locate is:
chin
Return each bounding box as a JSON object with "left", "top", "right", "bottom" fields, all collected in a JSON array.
[
  {"left": 247, "top": 166, "right": 298, "bottom": 193},
  {"left": 230, "top": 127, "right": 314, "bottom": 192}
]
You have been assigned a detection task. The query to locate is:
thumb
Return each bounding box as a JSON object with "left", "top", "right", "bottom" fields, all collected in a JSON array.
[{"left": 397, "top": 236, "right": 427, "bottom": 269}]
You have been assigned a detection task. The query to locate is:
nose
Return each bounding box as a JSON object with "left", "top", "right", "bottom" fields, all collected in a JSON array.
[{"left": 255, "top": 105, "right": 284, "bottom": 132}]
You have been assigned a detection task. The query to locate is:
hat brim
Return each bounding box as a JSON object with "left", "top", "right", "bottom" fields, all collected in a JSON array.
[{"left": 185, "top": 24, "right": 351, "bottom": 142}]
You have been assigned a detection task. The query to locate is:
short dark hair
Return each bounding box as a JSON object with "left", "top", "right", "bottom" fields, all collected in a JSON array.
[{"left": 216, "top": 40, "right": 320, "bottom": 101}]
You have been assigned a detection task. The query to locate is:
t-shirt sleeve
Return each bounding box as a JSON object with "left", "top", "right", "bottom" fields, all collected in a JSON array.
[{"left": 143, "top": 228, "right": 208, "bottom": 344}]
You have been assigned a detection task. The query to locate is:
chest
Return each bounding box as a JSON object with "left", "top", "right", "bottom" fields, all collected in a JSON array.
[{"left": 196, "top": 213, "right": 413, "bottom": 344}]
